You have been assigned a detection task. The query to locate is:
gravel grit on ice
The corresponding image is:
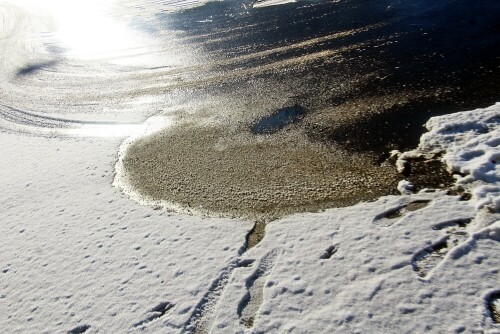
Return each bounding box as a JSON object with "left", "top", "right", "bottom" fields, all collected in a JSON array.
[{"left": 1, "top": 100, "right": 499, "bottom": 333}]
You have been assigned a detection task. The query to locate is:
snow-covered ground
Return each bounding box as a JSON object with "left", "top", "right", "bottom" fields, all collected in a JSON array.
[
  {"left": 0, "top": 1, "right": 499, "bottom": 333},
  {"left": 1, "top": 102, "right": 499, "bottom": 334}
]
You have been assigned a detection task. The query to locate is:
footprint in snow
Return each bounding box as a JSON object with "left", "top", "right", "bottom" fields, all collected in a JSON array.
[
  {"left": 320, "top": 245, "right": 338, "bottom": 260},
  {"left": 67, "top": 325, "right": 91, "bottom": 334},
  {"left": 411, "top": 218, "right": 472, "bottom": 278},
  {"left": 132, "top": 301, "right": 174, "bottom": 329},
  {"left": 373, "top": 200, "right": 431, "bottom": 227},
  {"left": 238, "top": 251, "right": 277, "bottom": 328}
]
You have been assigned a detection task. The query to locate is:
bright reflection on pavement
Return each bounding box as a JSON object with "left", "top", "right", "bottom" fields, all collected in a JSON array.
[
  {"left": 66, "top": 116, "right": 171, "bottom": 138},
  {"left": 66, "top": 123, "right": 144, "bottom": 137},
  {"left": 13, "top": 0, "right": 148, "bottom": 62}
]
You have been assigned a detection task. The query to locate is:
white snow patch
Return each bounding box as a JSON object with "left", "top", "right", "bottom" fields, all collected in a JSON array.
[
  {"left": 397, "top": 179, "right": 414, "bottom": 195},
  {"left": 400, "top": 103, "right": 500, "bottom": 211}
]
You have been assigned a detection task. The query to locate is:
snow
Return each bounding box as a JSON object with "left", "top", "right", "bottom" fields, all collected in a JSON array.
[
  {"left": 1, "top": 106, "right": 498, "bottom": 334},
  {"left": 0, "top": 132, "right": 253, "bottom": 333},
  {"left": 400, "top": 103, "right": 500, "bottom": 212},
  {"left": 215, "top": 196, "right": 499, "bottom": 334},
  {"left": 397, "top": 179, "right": 414, "bottom": 195},
  {"left": 0, "top": 0, "right": 499, "bottom": 333}
]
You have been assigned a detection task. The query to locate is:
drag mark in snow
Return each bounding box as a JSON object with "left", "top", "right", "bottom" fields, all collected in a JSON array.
[
  {"left": 132, "top": 301, "right": 174, "bottom": 329},
  {"left": 412, "top": 218, "right": 472, "bottom": 278},
  {"left": 373, "top": 199, "right": 430, "bottom": 227},
  {"left": 238, "top": 251, "right": 278, "bottom": 328},
  {"left": 67, "top": 324, "right": 91, "bottom": 334}
]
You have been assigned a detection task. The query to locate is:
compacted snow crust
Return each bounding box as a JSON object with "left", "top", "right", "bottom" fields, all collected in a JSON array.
[{"left": 0, "top": 1, "right": 499, "bottom": 333}]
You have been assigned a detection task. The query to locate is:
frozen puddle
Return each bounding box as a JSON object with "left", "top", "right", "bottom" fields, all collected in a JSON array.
[
  {"left": 0, "top": 0, "right": 499, "bottom": 333},
  {"left": 118, "top": 119, "right": 402, "bottom": 220},
  {"left": 252, "top": 0, "right": 296, "bottom": 8}
]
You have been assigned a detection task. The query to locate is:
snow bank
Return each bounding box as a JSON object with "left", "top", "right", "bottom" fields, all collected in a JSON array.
[{"left": 399, "top": 103, "right": 500, "bottom": 211}]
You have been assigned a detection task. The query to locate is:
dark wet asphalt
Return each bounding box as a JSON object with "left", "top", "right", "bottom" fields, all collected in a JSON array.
[
  {"left": 116, "top": 0, "right": 500, "bottom": 218},
  {"left": 144, "top": 0, "right": 499, "bottom": 154}
]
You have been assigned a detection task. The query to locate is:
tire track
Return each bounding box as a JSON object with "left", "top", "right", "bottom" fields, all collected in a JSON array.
[{"left": 182, "top": 222, "right": 269, "bottom": 334}]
